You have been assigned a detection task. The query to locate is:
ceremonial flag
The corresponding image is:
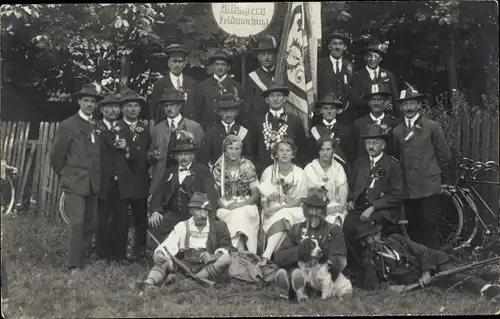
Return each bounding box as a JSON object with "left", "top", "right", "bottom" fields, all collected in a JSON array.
[{"left": 275, "top": 2, "right": 321, "bottom": 135}]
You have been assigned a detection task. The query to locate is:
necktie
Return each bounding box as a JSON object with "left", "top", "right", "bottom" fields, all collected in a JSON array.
[
  {"left": 374, "top": 70, "right": 378, "bottom": 80},
  {"left": 176, "top": 77, "right": 181, "bottom": 90},
  {"left": 226, "top": 123, "right": 231, "bottom": 133},
  {"left": 375, "top": 119, "right": 381, "bottom": 125},
  {"left": 170, "top": 120, "right": 176, "bottom": 131},
  {"left": 129, "top": 122, "right": 136, "bottom": 132},
  {"left": 179, "top": 167, "right": 189, "bottom": 172},
  {"left": 336, "top": 61, "right": 340, "bottom": 74},
  {"left": 370, "top": 159, "right": 375, "bottom": 169},
  {"left": 407, "top": 119, "right": 412, "bottom": 129}
]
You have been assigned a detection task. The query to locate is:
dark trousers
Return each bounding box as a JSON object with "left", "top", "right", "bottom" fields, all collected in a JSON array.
[
  {"left": 65, "top": 192, "right": 97, "bottom": 268},
  {"left": 129, "top": 198, "right": 148, "bottom": 256},
  {"left": 403, "top": 196, "right": 441, "bottom": 250},
  {"left": 148, "top": 211, "right": 190, "bottom": 249},
  {"left": 96, "top": 181, "right": 129, "bottom": 261}
]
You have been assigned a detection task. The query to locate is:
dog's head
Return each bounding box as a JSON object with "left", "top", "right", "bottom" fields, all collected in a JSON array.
[{"left": 298, "top": 238, "right": 323, "bottom": 262}]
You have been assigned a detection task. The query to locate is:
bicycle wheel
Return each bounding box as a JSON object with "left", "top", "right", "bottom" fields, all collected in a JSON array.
[
  {"left": 435, "top": 187, "right": 464, "bottom": 251},
  {"left": 454, "top": 189, "right": 480, "bottom": 250},
  {"left": 1, "top": 175, "right": 15, "bottom": 216},
  {"left": 59, "top": 191, "right": 69, "bottom": 225}
]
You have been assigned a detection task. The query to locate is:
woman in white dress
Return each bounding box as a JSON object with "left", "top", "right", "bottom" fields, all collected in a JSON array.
[
  {"left": 304, "top": 134, "right": 348, "bottom": 226},
  {"left": 258, "top": 138, "right": 308, "bottom": 265},
  {"left": 212, "top": 135, "right": 260, "bottom": 253}
]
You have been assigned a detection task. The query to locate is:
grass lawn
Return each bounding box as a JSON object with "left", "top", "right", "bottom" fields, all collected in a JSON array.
[{"left": 1, "top": 214, "right": 499, "bottom": 317}]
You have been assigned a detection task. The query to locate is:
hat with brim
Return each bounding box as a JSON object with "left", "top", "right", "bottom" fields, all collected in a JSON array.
[
  {"left": 252, "top": 34, "right": 279, "bottom": 52},
  {"left": 316, "top": 93, "right": 345, "bottom": 109},
  {"left": 98, "top": 93, "right": 120, "bottom": 107},
  {"left": 262, "top": 82, "right": 290, "bottom": 98},
  {"left": 157, "top": 89, "right": 186, "bottom": 105},
  {"left": 355, "top": 220, "right": 382, "bottom": 240},
  {"left": 188, "top": 192, "right": 212, "bottom": 212},
  {"left": 119, "top": 90, "right": 147, "bottom": 108},
  {"left": 327, "top": 30, "right": 351, "bottom": 45},
  {"left": 362, "top": 42, "right": 388, "bottom": 56},
  {"left": 361, "top": 123, "right": 389, "bottom": 141},
  {"left": 207, "top": 50, "right": 233, "bottom": 66},
  {"left": 301, "top": 188, "right": 330, "bottom": 208},
  {"left": 74, "top": 83, "right": 102, "bottom": 100},
  {"left": 215, "top": 93, "right": 243, "bottom": 109},
  {"left": 396, "top": 89, "right": 426, "bottom": 102},
  {"left": 363, "top": 83, "right": 392, "bottom": 100},
  {"left": 170, "top": 130, "right": 197, "bottom": 153},
  {"left": 166, "top": 44, "right": 189, "bottom": 58}
]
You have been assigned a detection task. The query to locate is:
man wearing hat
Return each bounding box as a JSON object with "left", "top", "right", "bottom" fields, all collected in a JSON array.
[
  {"left": 94, "top": 93, "right": 135, "bottom": 263},
  {"left": 343, "top": 123, "right": 403, "bottom": 275},
  {"left": 143, "top": 192, "right": 235, "bottom": 290},
  {"left": 354, "top": 220, "right": 500, "bottom": 301},
  {"left": 117, "top": 90, "right": 152, "bottom": 262},
  {"left": 273, "top": 187, "right": 353, "bottom": 301},
  {"left": 148, "top": 130, "right": 218, "bottom": 242},
  {"left": 392, "top": 87, "right": 451, "bottom": 250},
  {"left": 149, "top": 44, "right": 198, "bottom": 123},
  {"left": 242, "top": 34, "right": 279, "bottom": 124},
  {"left": 194, "top": 49, "right": 243, "bottom": 130},
  {"left": 50, "top": 83, "right": 102, "bottom": 278},
  {"left": 306, "top": 92, "right": 350, "bottom": 173},
  {"left": 198, "top": 92, "right": 254, "bottom": 167},
  {"left": 316, "top": 29, "right": 354, "bottom": 126},
  {"left": 148, "top": 89, "right": 204, "bottom": 195},
  {"left": 347, "top": 83, "right": 400, "bottom": 165},
  {"left": 249, "top": 82, "right": 306, "bottom": 176},
  {"left": 350, "top": 40, "right": 400, "bottom": 121}
]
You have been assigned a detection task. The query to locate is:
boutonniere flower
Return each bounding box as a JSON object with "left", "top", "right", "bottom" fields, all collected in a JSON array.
[
  {"left": 347, "top": 63, "right": 353, "bottom": 75},
  {"left": 135, "top": 126, "right": 144, "bottom": 133},
  {"left": 111, "top": 125, "right": 122, "bottom": 133},
  {"left": 414, "top": 123, "right": 422, "bottom": 132},
  {"left": 369, "top": 166, "right": 386, "bottom": 188},
  {"left": 380, "top": 72, "right": 387, "bottom": 78}
]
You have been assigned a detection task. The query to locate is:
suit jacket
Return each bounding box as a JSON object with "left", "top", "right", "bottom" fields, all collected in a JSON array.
[
  {"left": 242, "top": 67, "right": 275, "bottom": 124},
  {"left": 116, "top": 119, "right": 152, "bottom": 199},
  {"left": 350, "top": 68, "right": 400, "bottom": 120},
  {"left": 392, "top": 116, "right": 451, "bottom": 199},
  {"left": 348, "top": 113, "right": 401, "bottom": 164},
  {"left": 317, "top": 57, "right": 353, "bottom": 107},
  {"left": 194, "top": 76, "right": 243, "bottom": 129},
  {"left": 95, "top": 121, "right": 135, "bottom": 200},
  {"left": 197, "top": 122, "right": 254, "bottom": 167},
  {"left": 148, "top": 117, "right": 204, "bottom": 193},
  {"left": 348, "top": 153, "right": 403, "bottom": 223},
  {"left": 249, "top": 111, "right": 306, "bottom": 176},
  {"left": 148, "top": 73, "right": 198, "bottom": 123},
  {"left": 150, "top": 162, "right": 218, "bottom": 214},
  {"left": 359, "top": 233, "right": 450, "bottom": 290},
  {"left": 50, "top": 113, "right": 100, "bottom": 196},
  {"left": 307, "top": 122, "right": 350, "bottom": 174}
]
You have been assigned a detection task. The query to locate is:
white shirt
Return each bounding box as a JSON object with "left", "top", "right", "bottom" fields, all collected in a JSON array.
[
  {"left": 366, "top": 66, "right": 380, "bottom": 81},
  {"left": 154, "top": 217, "right": 228, "bottom": 257},
  {"left": 406, "top": 113, "right": 420, "bottom": 128},
  {"left": 269, "top": 108, "right": 284, "bottom": 119},
  {"left": 178, "top": 162, "right": 192, "bottom": 184},
  {"left": 167, "top": 114, "right": 182, "bottom": 130},
  {"left": 213, "top": 74, "right": 228, "bottom": 83},
  {"left": 370, "top": 152, "right": 384, "bottom": 167},
  {"left": 102, "top": 119, "right": 116, "bottom": 130},
  {"left": 370, "top": 113, "right": 385, "bottom": 124},
  {"left": 330, "top": 56, "right": 343, "bottom": 74},
  {"left": 170, "top": 72, "right": 183, "bottom": 90},
  {"left": 222, "top": 121, "right": 234, "bottom": 133},
  {"left": 323, "top": 119, "right": 337, "bottom": 127},
  {"left": 78, "top": 110, "right": 92, "bottom": 122}
]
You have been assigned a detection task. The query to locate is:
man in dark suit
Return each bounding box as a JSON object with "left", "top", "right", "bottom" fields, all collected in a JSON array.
[
  {"left": 148, "top": 89, "right": 204, "bottom": 195},
  {"left": 343, "top": 123, "right": 403, "bottom": 275},
  {"left": 148, "top": 131, "right": 218, "bottom": 241},
  {"left": 316, "top": 29, "right": 354, "bottom": 126},
  {"left": 94, "top": 93, "right": 135, "bottom": 263},
  {"left": 194, "top": 50, "right": 243, "bottom": 130},
  {"left": 249, "top": 82, "right": 306, "bottom": 176},
  {"left": 348, "top": 83, "right": 401, "bottom": 165},
  {"left": 117, "top": 90, "right": 151, "bottom": 262},
  {"left": 307, "top": 93, "right": 350, "bottom": 174},
  {"left": 149, "top": 44, "right": 198, "bottom": 123},
  {"left": 50, "top": 83, "right": 102, "bottom": 279},
  {"left": 350, "top": 41, "right": 400, "bottom": 121},
  {"left": 198, "top": 92, "right": 253, "bottom": 168},
  {"left": 241, "top": 34, "right": 278, "bottom": 125},
  {"left": 392, "top": 88, "right": 451, "bottom": 250}
]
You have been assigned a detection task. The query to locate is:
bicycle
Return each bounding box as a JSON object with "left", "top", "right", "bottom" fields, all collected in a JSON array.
[{"left": 1, "top": 160, "right": 18, "bottom": 216}]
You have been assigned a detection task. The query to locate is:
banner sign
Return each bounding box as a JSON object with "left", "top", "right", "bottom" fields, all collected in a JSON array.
[{"left": 211, "top": 3, "right": 275, "bottom": 37}]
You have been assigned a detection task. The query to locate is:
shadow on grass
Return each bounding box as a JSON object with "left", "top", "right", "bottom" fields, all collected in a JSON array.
[{"left": 1, "top": 215, "right": 499, "bottom": 317}]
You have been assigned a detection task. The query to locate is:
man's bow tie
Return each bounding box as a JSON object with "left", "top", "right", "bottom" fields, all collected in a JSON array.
[{"left": 179, "top": 167, "right": 189, "bottom": 172}]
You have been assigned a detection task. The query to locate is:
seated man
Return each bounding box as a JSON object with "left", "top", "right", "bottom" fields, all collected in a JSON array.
[
  {"left": 273, "top": 188, "right": 353, "bottom": 301},
  {"left": 355, "top": 220, "right": 500, "bottom": 301},
  {"left": 143, "top": 192, "right": 234, "bottom": 289}
]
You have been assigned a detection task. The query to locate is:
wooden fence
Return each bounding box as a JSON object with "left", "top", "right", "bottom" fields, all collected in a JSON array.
[{"left": 1, "top": 116, "right": 499, "bottom": 224}]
